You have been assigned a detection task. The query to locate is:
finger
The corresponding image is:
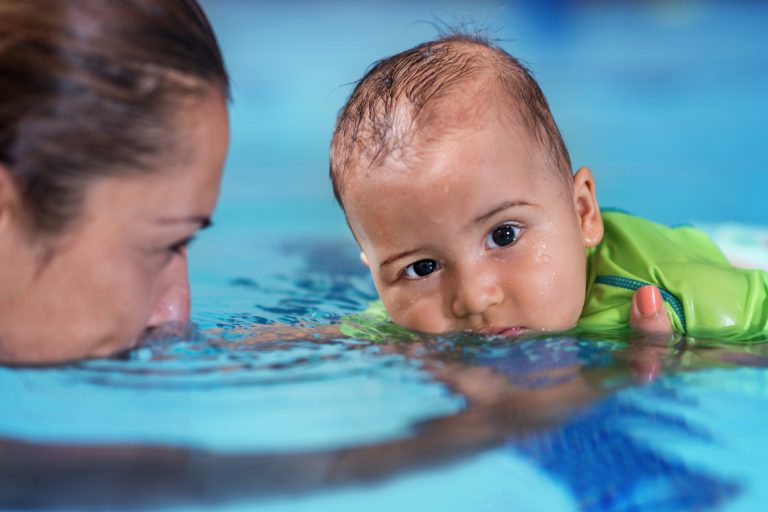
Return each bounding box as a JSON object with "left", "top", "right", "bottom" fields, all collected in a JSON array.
[
  {"left": 629, "top": 285, "right": 672, "bottom": 334},
  {"left": 627, "top": 285, "right": 677, "bottom": 383}
]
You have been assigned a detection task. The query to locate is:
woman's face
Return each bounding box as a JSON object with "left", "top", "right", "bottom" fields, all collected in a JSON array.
[{"left": 0, "top": 92, "right": 229, "bottom": 364}]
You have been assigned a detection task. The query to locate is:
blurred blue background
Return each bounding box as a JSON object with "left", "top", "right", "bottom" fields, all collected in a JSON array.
[{"left": 200, "top": 0, "right": 768, "bottom": 244}]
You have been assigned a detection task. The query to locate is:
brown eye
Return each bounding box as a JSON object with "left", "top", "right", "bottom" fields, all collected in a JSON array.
[
  {"left": 486, "top": 223, "right": 521, "bottom": 249},
  {"left": 403, "top": 259, "right": 440, "bottom": 279}
]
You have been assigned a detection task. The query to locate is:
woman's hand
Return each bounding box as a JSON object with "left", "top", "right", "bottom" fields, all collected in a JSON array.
[{"left": 628, "top": 285, "right": 676, "bottom": 383}]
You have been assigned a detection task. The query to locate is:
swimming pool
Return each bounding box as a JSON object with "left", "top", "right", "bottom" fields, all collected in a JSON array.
[{"left": 2, "top": 1, "right": 768, "bottom": 510}]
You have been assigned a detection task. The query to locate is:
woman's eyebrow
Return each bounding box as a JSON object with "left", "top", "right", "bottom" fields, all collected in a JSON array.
[
  {"left": 156, "top": 216, "right": 213, "bottom": 229},
  {"left": 473, "top": 201, "right": 531, "bottom": 225}
]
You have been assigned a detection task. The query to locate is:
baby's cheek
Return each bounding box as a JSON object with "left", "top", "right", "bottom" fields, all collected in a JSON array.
[
  {"left": 512, "top": 251, "right": 585, "bottom": 329},
  {"left": 536, "top": 269, "right": 586, "bottom": 329},
  {"left": 386, "top": 293, "right": 448, "bottom": 333}
]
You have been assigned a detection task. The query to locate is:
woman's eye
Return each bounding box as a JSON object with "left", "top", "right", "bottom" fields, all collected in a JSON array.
[
  {"left": 402, "top": 259, "right": 441, "bottom": 279},
  {"left": 485, "top": 223, "right": 521, "bottom": 249},
  {"left": 168, "top": 235, "right": 196, "bottom": 255}
]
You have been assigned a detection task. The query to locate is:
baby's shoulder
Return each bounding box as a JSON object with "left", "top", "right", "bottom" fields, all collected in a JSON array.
[
  {"left": 598, "top": 210, "right": 728, "bottom": 266},
  {"left": 585, "top": 210, "right": 768, "bottom": 340}
]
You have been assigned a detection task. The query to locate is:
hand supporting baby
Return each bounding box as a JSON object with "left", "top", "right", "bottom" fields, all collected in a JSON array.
[
  {"left": 628, "top": 285, "right": 674, "bottom": 383},
  {"left": 630, "top": 285, "right": 672, "bottom": 334}
]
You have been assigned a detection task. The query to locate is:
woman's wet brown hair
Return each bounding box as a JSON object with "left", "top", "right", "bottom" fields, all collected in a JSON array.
[{"left": 0, "top": 0, "right": 229, "bottom": 234}]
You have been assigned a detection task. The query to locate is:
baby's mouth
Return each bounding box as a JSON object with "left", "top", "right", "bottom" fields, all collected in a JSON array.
[{"left": 481, "top": 326, "right": 526, "bottom": 337}]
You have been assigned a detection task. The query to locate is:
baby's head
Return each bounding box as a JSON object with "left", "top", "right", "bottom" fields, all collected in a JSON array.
[{"left": 330, "top": 35, "right": 604, "bottom": 336}]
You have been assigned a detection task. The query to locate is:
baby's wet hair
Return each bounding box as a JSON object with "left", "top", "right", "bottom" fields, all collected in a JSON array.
[{"left": 330, "top": 33, "right": 572, "bottom": 209}]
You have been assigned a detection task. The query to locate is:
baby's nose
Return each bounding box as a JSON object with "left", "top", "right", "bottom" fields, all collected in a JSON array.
[
  {"left": 451, "top": 271, "right": 504, "bottom": 318},
  {"left": 147, "top": 252, "right": 191, "bottom": 327}
]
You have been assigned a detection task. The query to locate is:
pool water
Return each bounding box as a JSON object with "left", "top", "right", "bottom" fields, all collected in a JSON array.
[{"left": 2, "top": 1, "right": 768, "bottom": 510}]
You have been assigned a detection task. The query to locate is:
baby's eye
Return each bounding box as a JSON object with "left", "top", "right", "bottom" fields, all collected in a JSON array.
[
  {"left": 402, "top": 259, "right": 441, "bottom": 279},
  {"left": 485, "top": 223, "right": 521, "bottom": 249}
]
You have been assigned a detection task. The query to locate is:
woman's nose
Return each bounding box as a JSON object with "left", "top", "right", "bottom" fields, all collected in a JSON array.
[
  {"left": 147, "top": 251, "right": 191, "bottom": 327},
  {"left": 451, "top": 267, "right": 504, "bottom": 319}
]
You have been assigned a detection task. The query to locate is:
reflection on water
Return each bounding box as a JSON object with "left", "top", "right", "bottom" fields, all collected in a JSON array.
[
  {"left": 2, "top": 238, "right": 768, "bottom": 510},
  {"left": 513, "top": 383, "right": 739, "bottom": 511},
  {"left": 2, "top": 330, "right": 761, "bottom": 510}
]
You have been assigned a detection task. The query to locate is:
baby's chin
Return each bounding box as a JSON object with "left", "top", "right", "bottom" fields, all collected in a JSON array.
[
  {"left": 415, "top": 322, "right": 578, "bottom": 338},
  {"left": 399, "top": 323, "right": 530, "bottom": 338},
  {"left": 393, "top": 313, "right": 580, "bottom": 338}
]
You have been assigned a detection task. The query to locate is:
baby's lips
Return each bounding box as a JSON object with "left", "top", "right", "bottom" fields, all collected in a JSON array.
[{"left": 482, "top": 326, "right": 525, "bottom": 337}]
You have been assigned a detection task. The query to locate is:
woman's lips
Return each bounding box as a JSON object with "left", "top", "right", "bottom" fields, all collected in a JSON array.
[{"left": 482, "top": 326, "right": 525, "bottom": 337}]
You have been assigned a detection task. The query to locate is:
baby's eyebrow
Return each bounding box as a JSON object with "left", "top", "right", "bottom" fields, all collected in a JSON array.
[
  {"left": 473, "top": 201, "right": 531, "bottom": 225},
  {"left": 380, "top": 248, "right": 421, "bottom": 269}
]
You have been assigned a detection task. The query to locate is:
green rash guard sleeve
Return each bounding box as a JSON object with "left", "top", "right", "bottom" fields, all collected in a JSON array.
[
  {"left": 579, "top": 211, "right": 768, "bottom": 341},
  {"left": 339, "top": 300, "right": 422, "bottom": 343}
]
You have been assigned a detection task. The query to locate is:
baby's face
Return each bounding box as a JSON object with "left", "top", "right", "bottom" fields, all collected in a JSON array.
[{"left": 344, "top": 112, "right": 604, "bottom": 337}]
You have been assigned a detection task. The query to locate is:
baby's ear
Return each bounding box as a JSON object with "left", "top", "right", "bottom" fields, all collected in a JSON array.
[
  {"left": 571, "top": 167, "right": 604, "bottom": 248},
  {"left": 359, "top": 252, "right": 370, "bottom": 268}
]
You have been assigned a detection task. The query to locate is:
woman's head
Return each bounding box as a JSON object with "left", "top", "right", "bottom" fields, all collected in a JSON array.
[{"left": 0, "top": 0, "right": 230, "bottom": 364}]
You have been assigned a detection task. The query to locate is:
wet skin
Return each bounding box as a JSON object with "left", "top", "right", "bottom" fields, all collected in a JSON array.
[
  {"left": 345, "top": 107, "right": 604, "bottom": 336},
  {"left": 0, "top": 91, "right": 230, "bottom": 365}
]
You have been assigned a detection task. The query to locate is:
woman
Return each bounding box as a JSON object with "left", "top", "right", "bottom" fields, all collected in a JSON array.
[{"left": 0, "top": 0, "right": 229, "bottom": 364}]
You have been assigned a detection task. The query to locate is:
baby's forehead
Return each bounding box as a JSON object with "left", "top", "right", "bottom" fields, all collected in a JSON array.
[
  {"left": 350, "top": 118, "right": 553, "bottom": 196},
  {"left": 387, "top": 93, "right": 546, "bottom": 171}
]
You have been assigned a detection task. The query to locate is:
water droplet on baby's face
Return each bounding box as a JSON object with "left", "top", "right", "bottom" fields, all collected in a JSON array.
[{"left": 534, "top": 243, "right": 551, "bottom": 264}]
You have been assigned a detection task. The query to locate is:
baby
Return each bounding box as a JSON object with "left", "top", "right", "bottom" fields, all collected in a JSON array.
[{"left": 330, "top": 35, "right": 768, "bottom": 341}]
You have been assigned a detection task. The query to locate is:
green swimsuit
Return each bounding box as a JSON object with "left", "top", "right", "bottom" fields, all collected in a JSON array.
[
  {"left": 580, "top": 210, "right": 768, "bottom": 340},
  {"left": 341, "top": 211, "right": 768, "bottom": 342}
]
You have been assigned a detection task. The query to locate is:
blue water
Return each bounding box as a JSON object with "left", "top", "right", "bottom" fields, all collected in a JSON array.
[{"left": 2, "top": 1, "right": 768, "bottom": 510}]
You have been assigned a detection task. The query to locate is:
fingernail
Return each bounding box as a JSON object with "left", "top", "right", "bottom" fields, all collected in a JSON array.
[{"left": 638, "top": 285, "right": 662, "bottom": 316}]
